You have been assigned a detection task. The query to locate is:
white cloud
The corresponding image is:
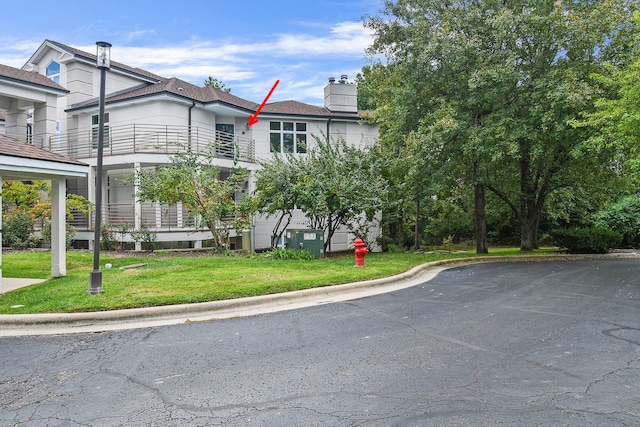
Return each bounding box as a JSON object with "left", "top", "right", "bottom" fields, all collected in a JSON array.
[{"left": 0, "top": 21, "right": 373, "bottom": 105}]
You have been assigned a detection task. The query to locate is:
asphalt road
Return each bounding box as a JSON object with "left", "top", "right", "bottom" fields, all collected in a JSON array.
[{"left": 1, "top": 258, "right": 639, "bottom": 426}]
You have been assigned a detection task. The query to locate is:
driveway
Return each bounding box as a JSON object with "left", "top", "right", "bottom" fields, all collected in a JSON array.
[{"left": 0, "top": 257, "right": 639, "bottom": 426}]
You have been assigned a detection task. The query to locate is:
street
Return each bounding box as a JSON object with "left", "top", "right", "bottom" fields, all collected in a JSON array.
[{"left": 1, "top": 258, "right": 639, "bottom": 426}]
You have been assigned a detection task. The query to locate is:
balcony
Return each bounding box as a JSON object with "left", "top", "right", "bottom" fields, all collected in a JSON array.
[{"left": 37, "top": 124, "right": 254, "bottom": 163}]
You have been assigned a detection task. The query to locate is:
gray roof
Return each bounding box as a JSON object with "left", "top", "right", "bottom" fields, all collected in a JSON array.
[
  {"left": 48, "top": 40, "right": 364, "bottom": 120},
  {"left": 45, "top": 40, "right": 164, "bottom": 83},
  {"left": 0, "top": 133, "right": 85, "bottom": 166},
  {"left": 0, "top": 63, "right": 68, "bottom": 94}
]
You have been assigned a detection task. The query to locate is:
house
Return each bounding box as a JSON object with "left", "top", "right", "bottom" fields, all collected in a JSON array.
[
  {"left": 0, "top": 63, "right": 89, "bottom": 288},
  {"left": 2, "top": 40, "right": 378, "bottom": 252}
]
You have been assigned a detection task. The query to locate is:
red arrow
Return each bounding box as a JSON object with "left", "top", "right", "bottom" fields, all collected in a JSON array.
[{"left": 248, "top": 80, "right": 279, "bottom": 127}]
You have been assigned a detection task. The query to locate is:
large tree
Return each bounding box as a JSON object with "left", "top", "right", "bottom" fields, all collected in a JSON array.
[{"left": 365, "top": 0, "right": 634, "bottom": 251}]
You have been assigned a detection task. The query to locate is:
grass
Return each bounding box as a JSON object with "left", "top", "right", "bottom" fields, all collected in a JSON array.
[{"left": 0, "top": 248, "right": 558, "bottom": 314}]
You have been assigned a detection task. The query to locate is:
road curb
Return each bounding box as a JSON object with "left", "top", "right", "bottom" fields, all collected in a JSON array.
[{"left": 1, "top": 253, "right": 637, "bottom": 336}]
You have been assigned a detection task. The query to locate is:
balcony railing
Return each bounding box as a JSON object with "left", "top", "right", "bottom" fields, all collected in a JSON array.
[
  {"left": 69, "top": 202, "right": 197, "bottom": 231},
  {"left": 41, "top": 124, "right": 255, "bottom": 163}
]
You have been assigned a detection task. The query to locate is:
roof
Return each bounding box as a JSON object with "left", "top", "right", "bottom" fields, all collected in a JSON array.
[
  {"left": 69, "top": 77, "right": 260, "bottom": 112},
  {"left": 262, "top": 100, "right": 362, "bottom": 119},
  {"left": 44, "top": 40, "right": 164, "bottom": 83},
  {"left": 46, "top": 40, "right": 364, "bottom": 120},
  {"left": 68, "top": 78, "right": 365, "bottom": 119},
  {"left": 0, "top": 63, "right": 68, "bottom": 94},
  {"left": 0, "top": 133, "right": 86, "bottom": 166}
]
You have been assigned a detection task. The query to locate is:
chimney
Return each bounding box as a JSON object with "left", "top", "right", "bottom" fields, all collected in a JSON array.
[{"left": 324, "top": 75, "right": 357, "bottom": 113}]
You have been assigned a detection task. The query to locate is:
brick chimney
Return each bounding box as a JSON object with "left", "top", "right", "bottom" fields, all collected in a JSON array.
[{"left": 324, "top": 75, "right": 357, "bottom": 113}]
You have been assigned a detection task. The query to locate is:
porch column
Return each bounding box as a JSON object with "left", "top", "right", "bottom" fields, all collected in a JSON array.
[
  {"left": 0, "top": 174, "right": 3, "bottom": 293},
  {"left": 134, "top": 163, "right": 142, "bottom": 251},
  {"left": 51, "top": 178, "right": 66, "bottom": 277},
  {"left": 33, "top": 94, "right": 58, "bottom": 150},
  {"left": 5, "top": 99, "right": 28, "bottom": 142}
]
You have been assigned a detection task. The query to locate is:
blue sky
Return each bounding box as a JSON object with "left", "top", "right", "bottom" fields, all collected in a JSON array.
[{"left": 0, "top": 0, "right": 383, "bottom": 106}]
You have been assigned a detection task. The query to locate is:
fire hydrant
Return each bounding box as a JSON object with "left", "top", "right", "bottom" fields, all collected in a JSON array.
[{"left": 354, "top": 237, "right": 368, "bottom": 267}]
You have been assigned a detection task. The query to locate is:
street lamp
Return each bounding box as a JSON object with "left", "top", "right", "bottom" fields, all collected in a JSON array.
[{"left": 88, "top": 41, "right": 111, "bottom": 295}]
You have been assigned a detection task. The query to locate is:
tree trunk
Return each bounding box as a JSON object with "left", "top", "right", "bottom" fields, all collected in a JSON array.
[
  {"left": 414, "top": 198, "right": 420, "bottom": 250},
  {"left": 473, "top": 162, "right": 489, "bottom": 254},
  {"left": 520, "top": 202, "right": 540, "bottom": 251}
]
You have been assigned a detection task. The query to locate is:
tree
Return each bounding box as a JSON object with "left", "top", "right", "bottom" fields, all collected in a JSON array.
[
  {"left": 135, "top": 145, "right": 250, "bottom": 249},
  {"left": 253, "top": 135, "right": 388, "bottom": 252},
  {"left": 365, "top": 0, "right": 634, "bottom": 251},
  {"left": 253, "top": 154, "right": 301, "bottom": 247},
  {"left": 204, "top": 77, "right": 231, "bottom": 93},
  {"left": 2, "top": 181, "right": 92, "bottom": 248}
]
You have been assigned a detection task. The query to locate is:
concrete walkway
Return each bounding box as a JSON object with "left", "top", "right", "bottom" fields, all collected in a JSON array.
[
  {"left": 1, "top": 253, "right": 638, "bottom": 337},
  {"left": 1, "top": 278, "right": 46, "bottom": 294}
]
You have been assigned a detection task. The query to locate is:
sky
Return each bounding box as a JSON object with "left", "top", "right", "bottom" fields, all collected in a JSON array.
[{"left": 0, "top": 0, "right": 384, "bottom": 106}]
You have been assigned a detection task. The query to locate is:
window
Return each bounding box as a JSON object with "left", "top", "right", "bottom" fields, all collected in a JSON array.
[
  {"left": 215, "top": 123, "right": 235, "bottom": 158},
  {"left": 270, "top": 121, "right": 307, "bottom": 153},
  {"left": 46, "top": 61, "right": 60, "bottom": 84},
  {"left": 91, "top": 113, "right": 110, "bottom": 148}
]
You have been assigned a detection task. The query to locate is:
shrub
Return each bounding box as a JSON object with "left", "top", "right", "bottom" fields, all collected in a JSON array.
[
  {"left": 595, "top": 195, "right": 640, "bottom": 248},
  {"left": 2, "top": 210, "right": 40, "bottom": 249},
  {"left": 550, "top": 227, "right": 622, "bottom": 254},
  {"left": 130, "top": 221, "right": 158, "bottom": 252},
  {"left": 41, "top": 220, "right": 76, "bottom": 249},
  {"left": 260, "top": 248, "right": 316, "bottom": 260}
]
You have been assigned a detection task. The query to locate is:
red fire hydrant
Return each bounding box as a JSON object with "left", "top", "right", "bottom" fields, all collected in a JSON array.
[{"left": 354, "top": 237, "right": 368, "bottom": 267}]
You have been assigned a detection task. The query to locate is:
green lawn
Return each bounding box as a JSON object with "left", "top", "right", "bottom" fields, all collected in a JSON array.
[{"left": 0, "top": 248, "right": 556, "bottom": 314}]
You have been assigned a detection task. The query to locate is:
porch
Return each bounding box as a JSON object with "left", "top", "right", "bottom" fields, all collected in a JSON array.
[{"left": 7, "top": 123, "right": 256, "bottom": 163}]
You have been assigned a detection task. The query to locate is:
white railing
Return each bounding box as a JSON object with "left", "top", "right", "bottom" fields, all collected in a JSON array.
[
  {"left": 42, "top": 124, "right": 255, "bottom": 163},
  {"left": 69, "top": 203, "right": 197, "bottom": 231}
]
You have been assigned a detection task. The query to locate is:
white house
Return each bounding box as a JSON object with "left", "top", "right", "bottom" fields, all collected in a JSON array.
[
  {"left": 2, "top": 40, "right": 378, "bottom": 252},
  {"left": 0, "top": 62, "right": 89, "bottom": 287}
]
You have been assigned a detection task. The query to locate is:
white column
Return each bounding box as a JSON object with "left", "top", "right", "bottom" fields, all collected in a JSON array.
[
  {"left": 33, "top": 94, "right": 58, "bottom": 149},
  {"left": 51, "top": 179, "right": 66, "bottom": 277},
  {"left": 0, "top": 174, "right": 3, "bottom": 292}
]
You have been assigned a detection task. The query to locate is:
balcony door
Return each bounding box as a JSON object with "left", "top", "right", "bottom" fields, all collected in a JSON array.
[{"left": 215, "top": 124, "right": 235, "bottom": 158}]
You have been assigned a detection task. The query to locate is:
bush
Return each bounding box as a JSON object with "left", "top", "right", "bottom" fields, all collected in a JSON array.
[
  {"left": 595, "top": 195, "right": 640, "bottom": 248},
  {"left": 42, "top": 220, "right": 76, "bottom": 249},
  {"left": 2, "top": 210, "right": 40, "bottom": 249},
  {"left": 260, "top": 248, "right": 316, "bottom": 260},
  {"left": 550, "top": 227, "right": 622, "bottom": 254}
]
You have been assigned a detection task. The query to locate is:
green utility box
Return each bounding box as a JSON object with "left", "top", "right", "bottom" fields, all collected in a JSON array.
[{"left": 286, "top": 229, "right": 325, "bottom": 258}]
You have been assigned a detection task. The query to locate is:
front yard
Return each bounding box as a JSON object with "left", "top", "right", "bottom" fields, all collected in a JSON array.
[{"left": 0, "top": 248, "right": 555, "bottom": 314}]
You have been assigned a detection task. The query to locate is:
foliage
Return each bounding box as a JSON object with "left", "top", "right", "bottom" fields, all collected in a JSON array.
[
  {"left": 2, "top": 181, "right": 49, "bottom": 209},
  {"left": 364, "top": 0, "right": 635, "bottom": 252},
  {"left": 253, "top": 154, "right": 300, "bottom": 247},
  {"left": 572, "top": 11, "right": 640, "bottom": 169},
  {"left": 204, "top": 77, "right": 231, "bottom": 93},
  {"left": 130, "top": 221, "right": 158, "bottom": 252},
  {"left": 259, "top": 248, "right": 316, "bottom": 260},
  {"left": 2, "top": 209, "right": 39, "bottom": 249},
  {"left": 595, "top": 195, "right": 640, "bottom": 248},
  {"left": 549, "top": 227, "right": 622, "bottom": 254},
  {"left": 253, "top": 134, "right": 388, "bottom": 252},
  {"left": 41, "top": 222, "right": 76, "bottom": 249},
  {"left": 2, "top": 181, "right": 92, "bottom": 248},
  {"left": 101, "top": 219, "right": 132, "bottom": 251},
  {"left": 135, "top": 143, "right": 251, "bottom": 249}
]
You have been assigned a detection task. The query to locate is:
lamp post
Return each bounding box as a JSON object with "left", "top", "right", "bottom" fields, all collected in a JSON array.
[{"left": 88, "top": 41, "right": 111, "bottom": 295}]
